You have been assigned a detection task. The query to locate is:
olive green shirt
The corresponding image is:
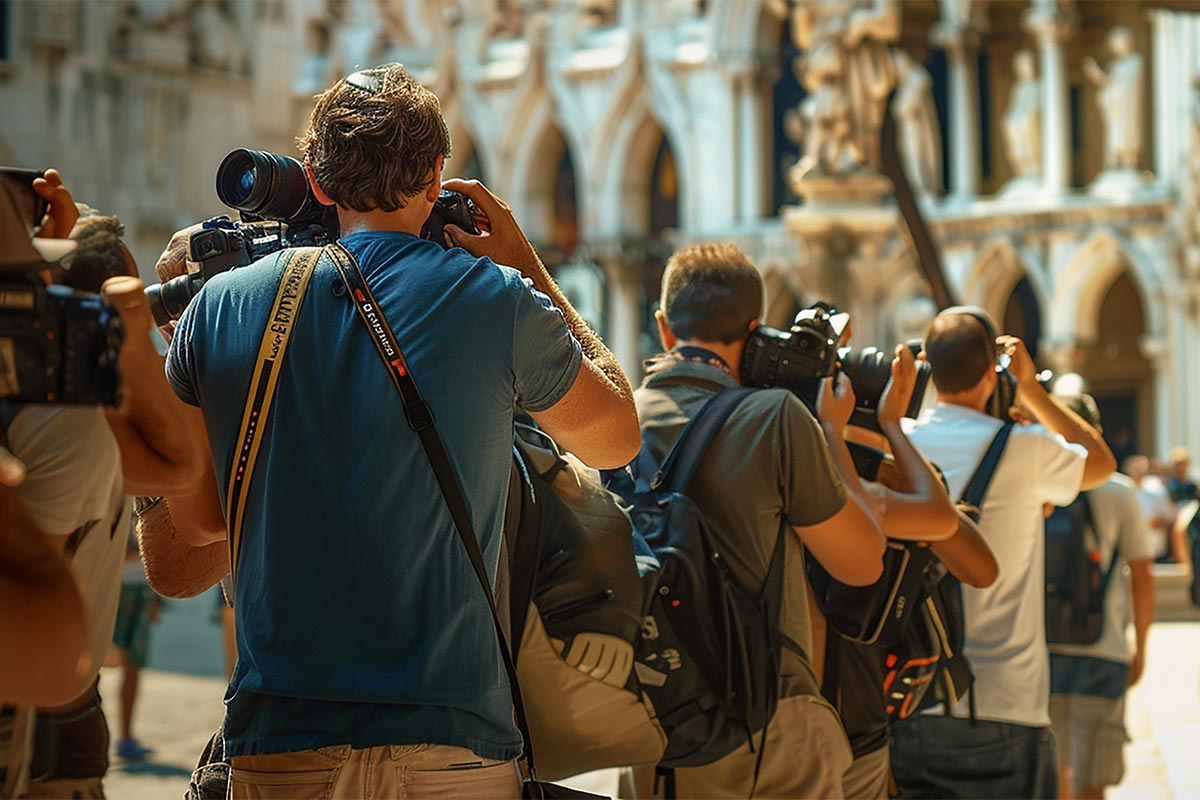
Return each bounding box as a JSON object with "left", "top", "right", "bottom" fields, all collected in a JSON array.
[{"left": 635, "top": 355, "right": 849, "bottom": 697}]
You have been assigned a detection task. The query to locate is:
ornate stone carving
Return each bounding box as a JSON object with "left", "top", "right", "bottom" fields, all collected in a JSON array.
[
  {"left": 1002, "top": 50, "right": 1041, "bottom": 180},
  {"left": 189, "top": 0, "right": 249, "bottom": 73},
  {"left": 785, "top": 0, "right": 902, "bottom": 191},
  {"left": 1084, "top": 26, "right": 1144, "bottom": 171},
  {"left": 892, "top": 50, "right": 941, "bottom": 196}
]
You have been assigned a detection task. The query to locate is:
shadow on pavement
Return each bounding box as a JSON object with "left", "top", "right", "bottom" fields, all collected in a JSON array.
[{"left": 110, "top": 760, "right": 194, "bottom": 779}]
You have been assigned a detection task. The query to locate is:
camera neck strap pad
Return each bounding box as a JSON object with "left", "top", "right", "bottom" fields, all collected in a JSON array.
[
  {"left": 324, "top": 242, "right": 577, "bottom": 793},
  {"left": 226, "top": 247, "right": 323, "bottom": 585}
]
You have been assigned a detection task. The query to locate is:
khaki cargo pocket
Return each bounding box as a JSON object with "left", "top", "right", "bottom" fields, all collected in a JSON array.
[
  {"left": 400, "top": 759, "right": 521, "bottom": 799},
  {"left": 229, "top": 748, "right": 349, "bottom": 800}
]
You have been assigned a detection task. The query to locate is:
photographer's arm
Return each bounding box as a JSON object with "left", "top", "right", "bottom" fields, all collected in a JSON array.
[
  {"left": 0, "top": 477, "right": 91, "bottom": 705},
  {"left": 797, "top": 374, "right": 886, "bottom": 587},
  {"left": 929, "top": 508, "right": 999, "bottom": 588},
  {"left": 872, "top": 346, "right": 958, "bottom": 542},
  {"left": 135, "top": 496, "right": 229, "bottom": 599},
  {"left": 1000, "top": 335, "right": 1115, "bottom": 490},
  {"left": 101, "top": 277, "right": 204, "bottom": 495},
  {"left": 440, "top": 178, "right": 639, "bottom": 469}
]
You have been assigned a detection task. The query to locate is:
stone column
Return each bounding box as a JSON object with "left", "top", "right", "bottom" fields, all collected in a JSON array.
[
  {"left": 601, "top": 252, "right": 645, "bottom": 381},
  {"left": 1024, "top": 0, "right": 1078, "bottom": 194},
  {"left": 931, "top": 23, "right": 982, "bottom": 201}
]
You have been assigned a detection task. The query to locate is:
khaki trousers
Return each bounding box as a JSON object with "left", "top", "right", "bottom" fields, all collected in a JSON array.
[
  {"left": 622, "top": 694, "right": 853, "bottom": 799},
  {"left": 229, "top": 743, "right": 521, "bottom": 800},
  {"left": 841, "top": 746, "right": 889, "bottom": 800}
]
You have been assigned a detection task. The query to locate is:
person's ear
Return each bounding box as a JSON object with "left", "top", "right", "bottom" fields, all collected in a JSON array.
[
  {"left": 425, "top": 155, "right": 446, "bottom": 204},
  {"left": 747, "top": 319, "right": 760, "bottom": 334},
  {"left": 304, "top": 161, "right": 335, "bottom": 207},
  {"left": 655, "top": 309, "right": 676, "bottom": 351}
]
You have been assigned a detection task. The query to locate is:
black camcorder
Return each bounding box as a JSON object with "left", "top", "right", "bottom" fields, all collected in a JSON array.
[
  {"left": 0, "top": 167, "right": 122, "bottom": 406},
  {"left": 145, "top": 149, "right": 481, "bottom": 326},
  {"left": 740, "top": 303, "right": 931, "bottom": 434}
]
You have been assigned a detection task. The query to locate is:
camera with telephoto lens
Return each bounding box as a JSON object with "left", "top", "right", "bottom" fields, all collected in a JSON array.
[
  {"left": 144, "top": 149, "right": 480, "bottom": 326},
  {"left": 0, "top": 169, "right": 123, "bottom": 406},
  {"left": 741, "top": 303, "right": 931, "bottom": 434}
]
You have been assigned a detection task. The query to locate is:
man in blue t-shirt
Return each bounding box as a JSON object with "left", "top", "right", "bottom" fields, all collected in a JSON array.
[{"left": 148, "top": 63, "right": 639, "bottom": 798}]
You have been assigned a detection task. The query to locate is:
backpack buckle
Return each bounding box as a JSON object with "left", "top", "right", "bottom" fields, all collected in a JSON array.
[{"left": 405, "top": 400, "right": 435, "bottom": 432}]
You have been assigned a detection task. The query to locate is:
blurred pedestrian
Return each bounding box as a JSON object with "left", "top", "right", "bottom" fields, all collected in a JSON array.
[{"left": 111, "top": 525, "right": 162, "bottom": 761}]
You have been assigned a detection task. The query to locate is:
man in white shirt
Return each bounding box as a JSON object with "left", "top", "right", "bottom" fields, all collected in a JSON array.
[
  {"left": 1048, "top": 394, "right": 1155, "bottom": 800},
  {"left": 889, "top": 309, "right": 1116, "bottom": 800}
]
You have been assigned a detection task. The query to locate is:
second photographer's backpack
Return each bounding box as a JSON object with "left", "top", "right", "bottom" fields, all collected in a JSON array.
[
  {"left": 881, "top": 423, "right": 1013, "bottom": 721},
  {"left": 1044, "top": 492, "right": 1116, "bottom": 645},
  {"left": 612, "top": 387, "right": 800, "bottom": 778},
  {"left": 504, "top": 422, "right": 667, "bottom": 781}
]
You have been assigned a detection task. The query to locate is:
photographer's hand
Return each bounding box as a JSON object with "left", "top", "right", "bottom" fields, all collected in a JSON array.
[
  {"left": 439, "top": 178, "right": 540, "bottom": 276},
  {"left": 31, "top": 169, "right": 79, "bottom": 239},
  {"left": 817, "top": 372, "right": 856, "bottom": 432},
  {"left": 101, "top": 276, "right": 204, "bottom": 495},
  {"left": 876, "top": 344, "right": 916, "bottom": 427},
  {"left": 0, "top": 447, "right": 25, "bottom": 488},
  {"left": 997, "top": 334, "right": 1037, "bottom": 390}
]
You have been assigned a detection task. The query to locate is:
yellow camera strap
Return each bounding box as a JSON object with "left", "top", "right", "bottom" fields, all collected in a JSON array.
[{"left": 226, "top": 246, "right": 323, "bottom": 584}]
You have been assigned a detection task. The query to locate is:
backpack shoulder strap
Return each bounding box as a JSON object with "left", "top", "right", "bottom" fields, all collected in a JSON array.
[
  {"left": 650, "top": 386, "right": 757, "bottom": 495},
  {"left": 958, "top": 422, "right": 1014, "bottom": 521}
]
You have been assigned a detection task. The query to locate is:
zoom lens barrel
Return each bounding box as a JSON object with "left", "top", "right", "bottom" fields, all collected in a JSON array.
[{"left": 215, "top": 149, "right": 312, "bottom": 222}]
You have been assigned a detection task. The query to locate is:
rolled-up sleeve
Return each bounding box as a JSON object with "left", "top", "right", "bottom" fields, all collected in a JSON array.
[
  {"left": 511, "top": 277, "right": 583, "bottom": 413},
  {"left": 164, "top": 297, "right": 201, "bottom": 407}
]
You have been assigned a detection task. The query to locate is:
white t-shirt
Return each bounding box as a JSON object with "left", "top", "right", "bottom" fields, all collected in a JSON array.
[
  {"left": 905, "top": 403, "right": 1087, "bottom": 728},
  {"left": 1134, "top": 476, "right": 1173, "bottom": 559},
  {"left": 1050, "top": 474, "right": 1154, "bottom": 664},
  {"left": 7, "top": 405, "right": 130, "bottom": 678}
]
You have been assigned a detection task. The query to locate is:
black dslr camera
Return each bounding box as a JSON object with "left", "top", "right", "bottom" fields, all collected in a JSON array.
[
  {"left": 741, "top": 303, "right": 931, "bottom": 434},
  {"left": 0, "top": 167, "right": 122, "bottom": 406},
  {"left": 145, "top": 148, "right": 480, "bottom": 326}
]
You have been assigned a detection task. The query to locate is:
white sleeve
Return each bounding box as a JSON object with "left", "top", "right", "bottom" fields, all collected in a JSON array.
[
  {"left": 8, "top": 407, "right": 120, "bottom": 537},
  {"left": 1117, "top": 485, "right": 1154, "bottom": 563},
  {"left": 1029, "top": 425, "right": 1088, "bottom": 508}
]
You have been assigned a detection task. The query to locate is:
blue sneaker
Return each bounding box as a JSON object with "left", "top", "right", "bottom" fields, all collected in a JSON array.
[{"left": 116, "top": 737, "right": 153, "bottom": 760}]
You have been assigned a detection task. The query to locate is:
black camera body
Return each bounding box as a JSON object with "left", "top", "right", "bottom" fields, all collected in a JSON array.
[
  {"left": 145, "top": 149, "right": 480, "bottom": 326},
  {"left": 741, "top": 305, "right": 848, "bottom": 410},
  {"left": 741, "top": 304, "right": 930, "bottom": 434},
  {"left": 0, "top": 273, "right": 122, "bottom": 406}
]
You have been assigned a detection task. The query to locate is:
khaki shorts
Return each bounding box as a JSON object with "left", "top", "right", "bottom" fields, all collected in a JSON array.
[
  {"left": 1049, "top": 693, "right": 1128, "bottom": 793},
  {"left": 620, "top": 694, "right": 853, "bottom": 799},
  {"left": 841, "top": 745, "right": 889, "bottom": 800}
]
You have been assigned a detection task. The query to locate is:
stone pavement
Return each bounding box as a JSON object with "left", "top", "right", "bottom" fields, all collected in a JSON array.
[{"left": 98, "top": 587, "right": 1200, "bottom": 799}]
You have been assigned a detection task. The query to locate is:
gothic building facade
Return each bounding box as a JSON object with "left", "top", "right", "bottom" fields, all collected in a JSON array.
[{"left": 2, "top": 0, "right": 1198, "bottom": 462}]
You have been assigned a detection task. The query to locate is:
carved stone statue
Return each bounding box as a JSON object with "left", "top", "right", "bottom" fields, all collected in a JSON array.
[
  {"left": 1002, "top": 49, "right": 1042, "bottom": 179},
  {"left": 1084, "top": 26, "right": 1143, "bottom": 170},
  {"left": 892, "top": 50, "right": 941, "bottom": 196},
  {"left": 189, "top": 0, "right": 248, "bottom": 73},
  {"left": 787, "top": 0, "right": 902, "bottom": 183}
]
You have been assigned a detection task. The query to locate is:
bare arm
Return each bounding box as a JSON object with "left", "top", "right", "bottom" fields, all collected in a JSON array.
[
  {"left": 1127, "top": 559, "right": 1155, "bottom": 686},
  {"left": 870, "top": 346, "right": 958, "bottom": 542},
  {"left": 1001, "top": 336, "right": 1115, "bottom": 490},
  {"left": 135, "top": 497, "right": 229, "bottom": 598},
  {"left": 101, "top": 276, "right": 204, "bottom": 495},
  {"left": 158, "top": 406, "right": 227, "bottom": 547},
  {"left": 1171, "top": 500, "right": 1197, "bottom": 565},
  {"left": 440, "top": 178, "right": 639, "bottom": 469},
  {"left": 929, "top": 506, "right": 999, "bottom": 588},
  {"left": 795, "top": 374, "right": 886, "bottom": 587},
  {"left": 0, "top": 483, "right": 91, "bottom": 705}
]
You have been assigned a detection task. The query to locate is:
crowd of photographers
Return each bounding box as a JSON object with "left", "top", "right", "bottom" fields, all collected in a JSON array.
[{"left": 0, "top": 60, "right": 1172, "bottom": 799}]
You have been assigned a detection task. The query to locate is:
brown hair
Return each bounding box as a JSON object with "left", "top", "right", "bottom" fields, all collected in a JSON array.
[
  {"left": 923, "top": 313, "right": 995, "bottom": 394},
  {"left": 298, "top": 63, "right": 451, "bottom": 212},
  {"left": 64, "top": 211, "right": 136, "bottom": 293},
  {"left": 660, "top": 242, "right": 763, "bottom": 344}
]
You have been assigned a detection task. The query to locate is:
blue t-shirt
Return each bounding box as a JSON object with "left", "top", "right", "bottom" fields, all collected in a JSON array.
[{"left": 166, "top": 231, "right": 582, "bottom": 758}]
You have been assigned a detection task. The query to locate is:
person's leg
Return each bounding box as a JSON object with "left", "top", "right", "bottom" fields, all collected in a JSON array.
[
  {"left": 1049, "top": 693, "right": 1078, "bottom": 799},
  {"left": 1074, "top": 694, "right": 1128, "bottom": 799},
  {"left": 117, "top": 648, "right": 139, "bottom": 742}
]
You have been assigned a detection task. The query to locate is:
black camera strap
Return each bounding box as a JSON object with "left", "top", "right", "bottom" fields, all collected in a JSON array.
[
  {"left": 226, "top": 247, "right": 323, "bottom": 584},
  {"left": 325, "top": 243, "right": 598, "bottom": 798}
]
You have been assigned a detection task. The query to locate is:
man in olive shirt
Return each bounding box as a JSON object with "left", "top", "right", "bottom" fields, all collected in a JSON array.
[{"left": 630, "top": 242, "right": 885, "bottom": 798}]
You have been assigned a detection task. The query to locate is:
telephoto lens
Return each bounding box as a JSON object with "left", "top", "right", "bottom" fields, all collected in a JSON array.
[{"left": 215, "top": 149, "right": 315, "bottom": 222}]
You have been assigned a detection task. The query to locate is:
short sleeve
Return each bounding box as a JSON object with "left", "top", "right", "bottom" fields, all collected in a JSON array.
[
  {"left": 1032, "top": 426, "right": 1088, "bottom": 507},
  {"left": 1117, "top": 483, "right": 1155, "bottom": 563},
  {"left": 511, "top": 277, "right": 583, "bottom": 413},
  {"left": 8, "top": 407, "right": 118, "bottom": 537},
  {"left": 778, "top": 395, "right": 848, "bottom": 527},
  {"left": 165, "top": 295, "right": 202, "bottom": 407}
]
